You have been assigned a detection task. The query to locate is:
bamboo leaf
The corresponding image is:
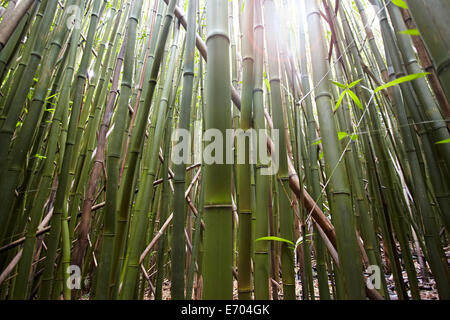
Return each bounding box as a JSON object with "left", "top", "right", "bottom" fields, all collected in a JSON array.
[
  {"left": 347, "top": 89, "right": 363, "bottom": 110},
  {"left": 264, "top": 78, "right": 271, "bottom": 92},
  {"left": 255, "top": 236, "right": 294, "bottom": 247},
  {"left": 34, "top": 153, "right": 47, "bottom": 160},
  {"left": 375, "top": 73, "right": 430, "bottom": 93},
  {"left": 319, "top": 151, "right": 324, "bottom": 161},
  {"left": 398, "top": 29, "right": 420, "bottom": 36},
  {"left": 331, "top": 80, "right": 347, "bottom": 89},
  {"left": 435, "top": 138, "right": 450, "bottom": 145},
  {"left": 392, "top": 0, "right": 408, "bottom": 9},
  {"left": 334, "top": 90, "right": 346, "bottom": 111},
  {"left": 347, "top": 78, "right": 363, "bottom": 89},
  {"left": 338, "top": 132, "right": 349, "bottom": 140}
]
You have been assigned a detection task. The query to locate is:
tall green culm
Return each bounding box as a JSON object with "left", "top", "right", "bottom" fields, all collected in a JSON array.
[
  {"left": 253, "top": 0, "right": 270, "bottom": 300},
  {"left": 171, "top": 0, "right": 196, "bottom": 300},
  {"left": 237, "top": 0, "right": 254, "bottom": 301},
  {"left": 202, "top": 0, "right": 233, "bottom": 300}
]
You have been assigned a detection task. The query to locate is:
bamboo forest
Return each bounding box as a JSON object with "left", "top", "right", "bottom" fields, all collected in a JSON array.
[{"left": 0, "top": 0, "right": 449, "bottom": 302}]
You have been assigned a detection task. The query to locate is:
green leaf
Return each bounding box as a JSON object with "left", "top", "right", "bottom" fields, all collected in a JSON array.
[
  {"left": 392, "top": 0, "right": 408, "bottom": 9},
  {"left": 334, "top": 91, "right": 346, "bottom": 111},
  {"left": 312, "top": 138, "right": 322, "bottom": 146},
  {"left": 331, "top": 80, "right": 347, "bottom": 89},
  {"left": 337, "top": 132, "right": 348, "bottom": 141},
  {"left": 45, "top": 93, "right": 58, "bottom": 101},
  {"left": 34, "top": 153, "right": 47, "bottom": 160},
  {"left": 319, "top": 151, "right": 324, "bottom": 161},
  {"left": 375, "top": 73, "right": 430, "bottom": 93},
  {"left": 347, "top": 78, "right": 363, "bottom": 89},
  {"left": 255, "top": 236, "right": 294, "bottom": 247},
  {"left": 435, "top": 138, "right": 450, "bottom": 145},
  {"left": 264, "top": 78, "right": 271, "bottom": 92},
  {"left": 347, "top": 89, "right": 363, "bottom": 110},
  {"left": 399, "top": 29, "right": 420, "bottom": 36}
]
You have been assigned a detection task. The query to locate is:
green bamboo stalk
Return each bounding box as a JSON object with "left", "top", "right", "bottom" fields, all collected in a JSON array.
[
  {"left": 253, "top": 0, "right": 269, "bottom": 300},
  {"left": 201, "top": 0, "right": 233, "bottom": 300},
  {"left": 236, "top": 0, "right": 254, "bottom": 301},
  {"left": 171, "top": 0, "right": 196, "bottom": 300}
]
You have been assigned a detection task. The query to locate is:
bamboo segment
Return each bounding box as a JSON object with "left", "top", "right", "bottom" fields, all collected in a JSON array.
[
  {"left": 237, "top": 0, "right": 254, "bottom": 301},
  {"left": 201, "top": 0, "right": 233, "bottom": 300}
]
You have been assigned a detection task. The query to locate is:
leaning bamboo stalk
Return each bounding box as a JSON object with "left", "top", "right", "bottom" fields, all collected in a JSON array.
[
  {"left": 405, "top": 0, "right": 450, "bottom": 109},
  {"left": 0, "top": 0, "right": 35, "bottom": 50},
  {"left": 400, "top": 8, "right": 450, "bottom": 122},
  {"left": 13, "top": 0, "right": 84, "bottom": 299},
  {"left": 306, "top": 0, "right": 365, "bottom": 299},
  {"left": 71, "top": 9, "right": 127, "bottom": 273},
  {"left": 0, "top": 0, "right": 59, "bottom": 243}
]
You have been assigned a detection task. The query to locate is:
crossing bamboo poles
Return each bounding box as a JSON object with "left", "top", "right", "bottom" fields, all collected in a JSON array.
[
  {"left": 37, "top": 0, "right": 103, "bottom": 300},
  {"left": 201, "top": 0, "right": 233, "bottom": 300},
  {"left": 306, "top": 0, "right": 365, "bottom": 299},
  {"left": 119, "top": 0, "right": 178, "bottom": 299},
  {"left": 375, "top": 0, "right": 450, "bottom": 299},
  {"left": 71, "top": 0, "right": 124, "bottom": 273},
  {"left": 111, "top": 1, "right": 164, "bottom": 293},
  {"left": 12, "top": 0, "right": 84, "bottom": 299},
  {"left": 385, "top": 1, "right": 450, "bottom": 232},
  {"left": 0, "top": 0, "right": 58, "bottom": 244},
  {"left": 405, "top": 0, "right": 450, "bottom": 110},
  {"left": 95, "top": 0, "right": 143, "bottom": 300}
]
